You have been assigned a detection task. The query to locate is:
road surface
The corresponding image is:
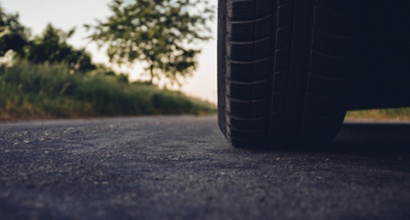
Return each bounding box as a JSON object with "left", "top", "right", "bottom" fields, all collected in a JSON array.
[{"left": 0, "top": 116, "right": 409, "bottom": 219}]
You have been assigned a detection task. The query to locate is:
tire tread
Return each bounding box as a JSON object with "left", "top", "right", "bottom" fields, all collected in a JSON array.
[{"left": 219, "top": 0, "right": 356, "bottom": 148}]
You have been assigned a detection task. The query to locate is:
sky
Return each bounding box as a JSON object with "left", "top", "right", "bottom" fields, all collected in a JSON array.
[{"left": 1, "top": 0, "right": 218, "bottom": 103}]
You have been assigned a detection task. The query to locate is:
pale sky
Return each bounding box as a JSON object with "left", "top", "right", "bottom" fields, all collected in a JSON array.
[{"left": 1, "top": 0, "right": 218, "bottom": 103}]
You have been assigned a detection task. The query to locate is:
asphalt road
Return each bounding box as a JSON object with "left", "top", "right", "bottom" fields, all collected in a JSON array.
[{"left": 0, "top": 116, "right": 409, "bottom": 220}]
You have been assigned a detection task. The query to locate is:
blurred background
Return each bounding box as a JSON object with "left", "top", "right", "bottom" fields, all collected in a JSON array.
[
  {"left": 0, "top": 0, "right": 217, "bottom": 121},
  {"left": 1, "top": 0, "right": 218, "bottom": 102}
]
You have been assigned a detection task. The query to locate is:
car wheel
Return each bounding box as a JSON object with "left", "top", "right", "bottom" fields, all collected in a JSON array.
[{"left": 218, "top": 0, "right": 358, "bottom": 149}]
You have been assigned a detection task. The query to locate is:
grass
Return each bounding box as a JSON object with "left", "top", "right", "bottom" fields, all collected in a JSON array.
[
  {"left": 0, "top": 61, "right": 216, "bottom": 121},
  {"left": 346, "top": 108, "right": 410, "bottom": 121}
]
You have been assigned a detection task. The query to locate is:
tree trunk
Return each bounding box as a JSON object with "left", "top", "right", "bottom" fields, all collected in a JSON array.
[{"left": 149, "top": 65, "right": 154, "bottom": 85}]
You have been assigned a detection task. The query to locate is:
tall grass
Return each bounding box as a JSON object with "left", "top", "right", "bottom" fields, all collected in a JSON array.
[{"left": 0, "top": 61, "right": 216, "bottom": 121}]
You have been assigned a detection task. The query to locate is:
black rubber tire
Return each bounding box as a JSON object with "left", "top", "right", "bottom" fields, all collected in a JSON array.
[{"left": 218, "top": 0, "right": 358, "bottom": 149}]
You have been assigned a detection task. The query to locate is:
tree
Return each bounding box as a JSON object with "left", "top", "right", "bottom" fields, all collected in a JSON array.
[
  {"left": 0, "top": 6, "right": 95, "bottom": 73},
  {"left": 87, "top": 0, "right": 214, "bottom": 85},
  {"left": 0, "top": 6, "right": 30, "bottom": 57},
  {"left": 22, "top": 24, "right": 95, "bottom": 73}
]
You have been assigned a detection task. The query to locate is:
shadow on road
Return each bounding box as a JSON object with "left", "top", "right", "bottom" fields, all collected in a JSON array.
[
  {"left": 238, "top": 121, "right": 410, "bottom": 173},
  {"left": 323, "top": 121, "right": 410, "bottom": 173},
  {"left": 333, "top": 121, "right": 410, "bottom": 153}
]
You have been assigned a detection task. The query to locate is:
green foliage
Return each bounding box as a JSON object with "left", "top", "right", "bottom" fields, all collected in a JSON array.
[
  {"left": 87, "top": 0, "right": 214, "bottom": 85},
  {"left": 19, "top": 24, "right": 96, "bottom": 73},
  {"left": 0, "top": 5, "right": 95, "bottom": 73},
  {"left": 0, "top": 61, "right": 216, "bottom": 121},
  {"left": 0, "top": 6, "right": 30, "bottom": 56}
]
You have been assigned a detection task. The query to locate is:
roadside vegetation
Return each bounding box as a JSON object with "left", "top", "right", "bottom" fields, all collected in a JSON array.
[
  {"left": 0, "top": 61, "right": 216, "bottom": 121},
  {"left": 346, "top": 108, "right": 410, "bottom": 121},
  {"left": 0, "top": 2, "right": 216, "bottom": 121}
]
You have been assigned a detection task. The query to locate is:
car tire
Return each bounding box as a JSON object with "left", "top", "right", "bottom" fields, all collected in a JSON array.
[{"left": 218, "top": 0, "right": 358, "bottom": 149}]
